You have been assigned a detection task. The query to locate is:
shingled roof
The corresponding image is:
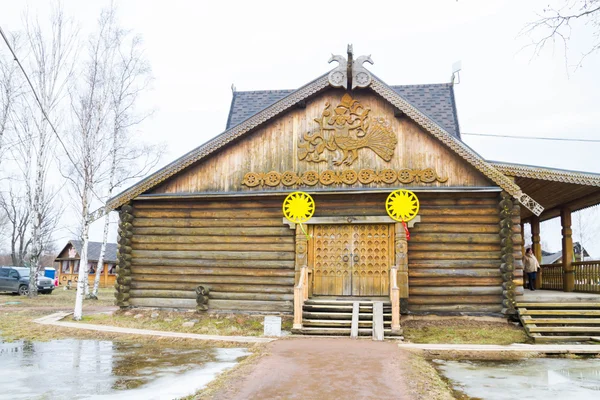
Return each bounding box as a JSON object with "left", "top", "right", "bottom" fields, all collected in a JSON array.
[
  {"left": 226, "top": 83, "right": 461, "bottom": 138},
  {"left": 56, "top": 240, "right": 118, "bottom": 263}
]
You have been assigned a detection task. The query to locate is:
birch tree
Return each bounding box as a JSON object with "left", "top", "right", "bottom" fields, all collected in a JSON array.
[
  {"left": 0, "top": 32, "right": 22, "bottom": 158},
  {"left": 12, "top": 7, "right": 77, "bottom": 296},
  {"left": 90, "top": 8, "right": 159, "bottom": 299},
  {"left": 67, "top": 8, "right": 115, "bottom": 319}
]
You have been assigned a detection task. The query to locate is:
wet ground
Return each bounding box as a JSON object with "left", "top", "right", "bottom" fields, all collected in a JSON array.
[
  {"left": 435, "top": 358, "right": 600, "bottom": 399},
  {"left": 208, "top": 338, "right": 412, "bottom": 400},
  {"left": 0, "top": 339, "right": 248, "bottom": 400}
]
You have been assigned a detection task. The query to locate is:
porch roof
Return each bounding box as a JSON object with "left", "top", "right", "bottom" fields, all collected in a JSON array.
[{"left": 490, "top": 161, "right": 600, "bottom": 221}]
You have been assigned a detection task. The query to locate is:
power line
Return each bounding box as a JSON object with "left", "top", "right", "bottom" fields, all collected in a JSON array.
[
  {"left": 462, "top": 132, "right": 600, "bottom": 143},
  {"left": 0, "top": 24, "right": 85, "bottom": 183}
]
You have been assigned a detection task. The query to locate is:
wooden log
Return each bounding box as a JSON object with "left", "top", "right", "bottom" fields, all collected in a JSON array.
[
  {"left": 408, "top": 251, "right": 501, "bottom": 260},
  {"left": 408, "top": 295, "right": 503, "bottom": 305},
  {"left": 418, "top": 215, "right": 500, "bottom": 224},
  {"left": 133, "top": 218, "right": 285, "bottom": 228},
  {"left": 131, "top": 274, "right": 294, "bottom": 285},
  {"left": 409, "top": 260, "right": 500, "bottom": 268},
  {"left": 408, "top": 243, "right": 501, "bottom": 252},
  {"left": 411, "top": 224, "right": 500, "bottom": 234},
  {"left": 131, "top": 258, "right": 294, "bottom": 269},
  {"left": 208, "top": 292, "right": 294, "bottom": 301},
  {"left": 130, "top": 281, "right": 294, "bottom": 293},
  {"left": 129, "top": 289, "right": 196, "bottom": 299},
  {"left": 130, "top": 266, "right": 295, "bottom": 277},
  {"left": 409, "top": 233, "right": 501, "bottom": 244},
  {"left": 409, "top": 286, "right": 503, "bottom": 296},
  {"left": 133, "top": 209, "right": 282, "bottom": 219},
  {"left": 409, "top": 269, "right": 500, "bottom": 278},
  {"left": 132, "top": 235, "right": 294, "bottom": 245},
  {"left": 131, "top": 250, "right": 295, "bottom": 261},
  {"left": 133, "top": 200, "right": 283, "bottom": 210},
  {"left": 412, "top": 207, "right": 500, "bottom": 216},
  {"left": 407, "top": 304, "right": 504, "bottom": 313},
  {"left": 132, "top": 242, "right": 295, "bottom": 252},
  {"left": 409, "top": 277, "right": 503, "bottom": 286},
  {"left": 133, "top": 226, "right": 291, "bottom": 236}
]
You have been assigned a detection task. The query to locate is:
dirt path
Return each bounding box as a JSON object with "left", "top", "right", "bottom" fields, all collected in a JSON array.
[{"left": 209, "top": 338, "right": 413, "bottom": 400}]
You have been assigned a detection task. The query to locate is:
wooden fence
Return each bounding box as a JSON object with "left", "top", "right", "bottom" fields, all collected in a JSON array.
[
  {"left": 540, "top": 261, "right": 600, "bottom": 293},
  {"left": 540, "top": 263, "right": 564, "bottom": 291}
]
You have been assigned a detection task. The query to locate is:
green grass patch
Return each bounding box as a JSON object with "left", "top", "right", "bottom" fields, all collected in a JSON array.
[
  {"left": 78, "top": 309, "right": 293, "bottom": 337},
  {"left": 403, "top": 318, "right": 529, "bottom": 345}
]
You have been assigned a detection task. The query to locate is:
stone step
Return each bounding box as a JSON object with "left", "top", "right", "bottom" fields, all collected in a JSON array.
[
  {"left": 302, "top": 304, "right": 390, "bottom": 312},
  {"left": 305, "top": 299, "right": 391, "bottom": 306},
  {"left": 520, "top": 309, "right": 600, "bottom": 316},
  {"left": 528, "top": 326, "right": 600, "bottom": 333},
  {"left": 522, "top": 318, "right": 600, "bottom": 324}
]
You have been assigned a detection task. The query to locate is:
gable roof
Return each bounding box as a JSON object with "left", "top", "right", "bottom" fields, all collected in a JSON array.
[
  {"left": 55, "top": 240, "right": 118, "bottom": 263},
  {"left": 227, "top": 83, "right": 461, "bottom": 138},
  {"left": 102, "top": 69, "right": 543, "bottom": 217},
  {"left": 489, "top": 161, "right": 600, "bottom": 187},
  {"left": 541, "top": 242, "right": 591, "bottom": 264}
]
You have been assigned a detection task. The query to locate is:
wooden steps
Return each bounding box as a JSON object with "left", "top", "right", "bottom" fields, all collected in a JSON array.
[
  {"left": 517, "top": 301, "right": 600, "bottom": 343},
  {"left": 293, "top": 299, "right": 401, "bottom": 338}
]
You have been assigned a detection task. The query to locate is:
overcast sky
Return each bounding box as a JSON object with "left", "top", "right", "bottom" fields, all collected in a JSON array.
[{"left": 2, "top": 0, "right": 599, "bottom": 257}]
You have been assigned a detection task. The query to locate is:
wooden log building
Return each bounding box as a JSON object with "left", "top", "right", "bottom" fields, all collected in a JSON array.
[
  {"left": 54, "top": 240, "right": 118, "bottom": 288},
  {"left": 100, "top": 48, "right": 600, "bottom": 333}
]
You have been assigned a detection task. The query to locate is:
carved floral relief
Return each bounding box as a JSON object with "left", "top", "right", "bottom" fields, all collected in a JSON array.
[{"left": 298, "top": 94, "right": 397, "bottom": 166}]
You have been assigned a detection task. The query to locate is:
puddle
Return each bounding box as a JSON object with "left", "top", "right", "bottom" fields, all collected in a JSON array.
[
  {"left": 434, "top": 358, "right": 600, "bottom": 399},
  {"left": 0, "top": 339, "right": 249, "bottom": 400}
]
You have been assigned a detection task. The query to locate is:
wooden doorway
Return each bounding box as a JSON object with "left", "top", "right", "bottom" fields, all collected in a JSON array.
[{"left": 310, "top": 224, "right": 393, "bottom": 296}]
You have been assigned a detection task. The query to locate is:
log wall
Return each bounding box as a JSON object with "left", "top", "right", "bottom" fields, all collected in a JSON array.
[
  {"left": 125, "top": 191, "right": 506, "bottom": 314},
  {"left": 128, "top": 197, "right": 295, "bottom": 312}
]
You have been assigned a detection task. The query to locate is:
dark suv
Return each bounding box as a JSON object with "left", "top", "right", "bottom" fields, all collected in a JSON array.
[{"left": 0, "top": 266, "right": 55, "bottom": 295}]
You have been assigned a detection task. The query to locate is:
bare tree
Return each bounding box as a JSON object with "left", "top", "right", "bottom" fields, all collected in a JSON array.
[
  {"left": 89, "top": 7, "right": 159, "bottom": 299},
  {"left": 3, "top": 6, "right": 77, "bottom": 297},
  {"left": 573, "top": 206, "right": 599, "bottom": 261},
  {"left": 0, "top": 32, "right": 22, "bottom": 157},
  {"left": 523, "top": 0, "right": 600, "bottom": 69},
  {"left": 0, "top": 187, "right": 30, "bottom": 266},
  {"left": 67, "top": 7, "right": 125, "bottom": 319}
]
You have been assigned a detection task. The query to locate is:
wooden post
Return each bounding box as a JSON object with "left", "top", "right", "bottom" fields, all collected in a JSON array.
[
  {"left": 394, "top": 223, "right": 409, "bottom": 314},
  {"left": 521, "top": 219, "right": 527, "bottom": 290},
  {"left": 531, "top": 215, "right": 542, "bottom": 289},
  {"left": 293, "top": 226, "right": 309, "bottom": 330},
  {"left": 294, "top": 225, "right": 308, "bottom": 286},
  {"left": 389, "top": 266, "right": 400, "bottom": 333},
  {"left": 561, "top": 207, "right": 574, "bottom": 292}
]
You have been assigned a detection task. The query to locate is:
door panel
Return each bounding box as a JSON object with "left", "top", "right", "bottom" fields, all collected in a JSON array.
[{"left": 311, "top": 224, "right": 392, "bottom": 296}]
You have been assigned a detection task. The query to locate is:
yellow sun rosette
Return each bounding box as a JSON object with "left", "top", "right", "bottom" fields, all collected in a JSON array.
[
  {"left": 283, "top": 192, "right": 315, "bottom": 239},
  {"left": 386, "top": 190, "right": 419, "bottom": 240}
]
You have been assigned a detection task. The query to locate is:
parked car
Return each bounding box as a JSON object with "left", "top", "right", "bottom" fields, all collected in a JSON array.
[{"left": 0, "top": 266, "right": 55, "bottom": 295}]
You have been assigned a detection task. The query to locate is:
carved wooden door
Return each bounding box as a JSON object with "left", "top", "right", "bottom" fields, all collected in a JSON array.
[{"left": 311, "top": 224, "right": 392, "bottom": 296}]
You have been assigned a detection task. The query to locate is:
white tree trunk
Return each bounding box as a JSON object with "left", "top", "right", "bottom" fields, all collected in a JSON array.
[
  {"left": 91, "top": 210, "right": 110, "bottom": 298},
  {"left": 73, "top": 222, "right": 90, "bottom": 320},
  {"left": 28, "top": 130, "right": 47, "bottom": 297}
]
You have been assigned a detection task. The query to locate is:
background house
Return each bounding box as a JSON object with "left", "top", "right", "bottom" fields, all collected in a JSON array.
[{"left": 54, "top": 240, "right": 117, "bottom": 288}]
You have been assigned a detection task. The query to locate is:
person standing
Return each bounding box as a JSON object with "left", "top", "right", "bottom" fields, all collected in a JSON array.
[{"left": 524, "top": 248, "right": 541, "bottom": 291}]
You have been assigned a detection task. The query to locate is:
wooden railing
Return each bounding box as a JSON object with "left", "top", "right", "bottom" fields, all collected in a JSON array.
[
  {"left": 540, "top": 263, "right": 563, "bottom": 291},
  {"left": 540, "top": 261, "right": 600, "bottom": 293},
  {"left": 574, "top": 261, "right": 600, "bottom": 293},
  {"left": 389, "top": 266, "right": 400, "bottom": 333},
  {"left": 293, "top": 266, "right": 309, "bottom": 329}
]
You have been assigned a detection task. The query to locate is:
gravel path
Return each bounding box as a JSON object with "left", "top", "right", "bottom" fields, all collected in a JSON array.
[{"left": 210, "top": 338, "right": 413, "bottom": 400}]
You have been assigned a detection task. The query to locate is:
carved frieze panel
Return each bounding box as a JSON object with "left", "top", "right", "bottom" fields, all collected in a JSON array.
[
  {"left": 242, "top": 168, "right": 448, "bottom": 188},
  {"left": 298, "top": 94, "right": 397, "bottom": 166}
]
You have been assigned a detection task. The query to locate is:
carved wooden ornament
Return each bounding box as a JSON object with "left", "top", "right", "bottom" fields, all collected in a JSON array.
[{"left": 298, "top": 94, "right": 397, "bottom": 166}]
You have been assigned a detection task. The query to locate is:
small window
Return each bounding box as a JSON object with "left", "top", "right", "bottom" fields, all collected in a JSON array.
[
  {"left": 62, "top": 261, "right": 70, "bottom": 273},
  {"left": 73, "top": 260, "right": 80, "bottom": 274},
  {"left": 108, "top": 264, "right": 116, "bottom": 275},
  {"left": 88, "top": 263, "right": 97, "bottom": 274}
]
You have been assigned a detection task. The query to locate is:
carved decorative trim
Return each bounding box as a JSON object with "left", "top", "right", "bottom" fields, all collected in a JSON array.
[
  {"left": 298, "top": 93, "right": 397, "bottom": 166},
  {"left": 99, "top": 74, "right": 331, "bottom": 219},
  {"left": 283, "top": 215, "right": 420, "bottom": 229},
  {"left": 242, "top": 168, "right": 448, "bottom": 188},
  {"left": 491, "top": 162, "right": 600, "bottom": 187},
  {"left": 369, "top": 77, "right": 543, "bottom": 216}
]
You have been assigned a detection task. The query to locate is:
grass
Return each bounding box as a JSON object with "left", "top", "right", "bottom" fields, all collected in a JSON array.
[
  {"left": 403, "top": 318, "right": 530, "bottom": 345},
  {"left": 0, "top": 287, "right": 115, "bottom": 308},
  {"left": 78, "top": 309, "right": 293, "bottom": 337}
]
